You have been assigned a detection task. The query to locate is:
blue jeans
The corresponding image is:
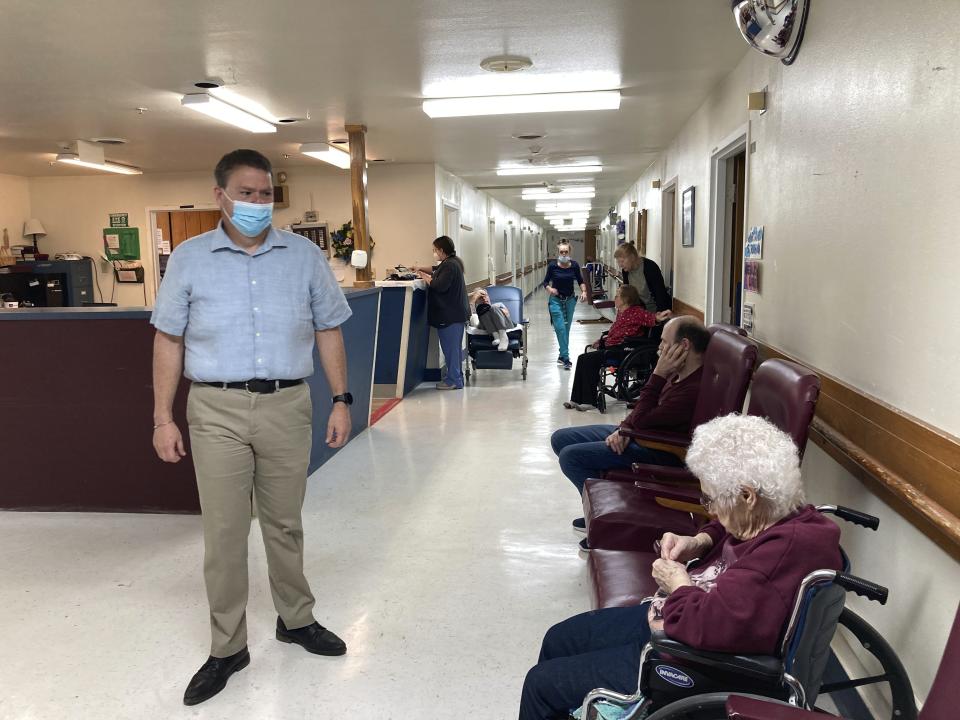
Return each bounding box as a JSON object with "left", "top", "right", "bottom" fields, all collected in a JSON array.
[
  {"left": 437, "top": 323, "right": 465, "bottom": 388},
  {"left": 519, "top": 604, "right": 652, "bottom": 720},
  {"left": 551, "top": 424, "right": 684, "bottom": 495},
  {"left": 548, "top": 295, "right": 577, "bottom": 361}
]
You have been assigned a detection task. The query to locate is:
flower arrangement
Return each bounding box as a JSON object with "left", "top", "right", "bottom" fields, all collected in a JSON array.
[{"left": 330, "top": 220, "right": 374, "bottom": 262}]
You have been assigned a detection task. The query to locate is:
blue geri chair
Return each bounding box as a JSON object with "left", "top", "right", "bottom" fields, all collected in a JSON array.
[{"left": 464, "top": 285, "right": 529, "bottom": 381}]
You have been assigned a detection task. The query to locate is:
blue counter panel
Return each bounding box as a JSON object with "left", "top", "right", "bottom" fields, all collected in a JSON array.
[
  {"left": 306, "top": 288, "right": 380, "bottom": 474},
  {"left": 373, "top": 287, "right": 406, "bottom": 385},
  {"left": 405, "top": 289, "right": 430, "bottom": 394}
]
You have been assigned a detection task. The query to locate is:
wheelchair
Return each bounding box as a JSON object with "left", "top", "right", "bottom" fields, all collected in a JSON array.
[
  {"left": 577, "top": 507, "right": 915, "bottom": 720},
  {"left": 463, "top": 284, "right": 529, "bottom": 381},
  {"left": 591, "top": 329, "right": 661, "bottom": 414}
]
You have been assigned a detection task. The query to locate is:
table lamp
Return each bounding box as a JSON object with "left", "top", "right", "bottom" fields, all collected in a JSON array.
[{"left": 23, "top": 219, "right": 47, "bottom": 252}]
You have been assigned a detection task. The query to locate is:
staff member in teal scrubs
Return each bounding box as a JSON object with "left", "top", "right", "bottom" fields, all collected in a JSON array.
[
  {"left": 151, "top": 149, "right": 354, "bottom": 706},
  {"left": 542, "top": 242, "right": 587, "bottom": 370}
]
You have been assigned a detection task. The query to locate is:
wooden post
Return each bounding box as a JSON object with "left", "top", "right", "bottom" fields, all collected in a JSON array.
[{"left": 346, "top": 124, "right": 374, "bottom": 288}]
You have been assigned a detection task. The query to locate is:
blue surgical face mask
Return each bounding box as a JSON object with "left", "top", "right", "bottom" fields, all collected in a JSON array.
[
  {"left": 223, "top": 192, "right": 273, "bottom": 237},
  {"left": 558, "top": 255, "right": 572, "bottom": 266}
]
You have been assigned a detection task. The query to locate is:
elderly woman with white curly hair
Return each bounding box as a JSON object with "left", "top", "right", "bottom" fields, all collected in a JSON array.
[{"left": 519, "top": 414, "right": 844, "bottom": 720}]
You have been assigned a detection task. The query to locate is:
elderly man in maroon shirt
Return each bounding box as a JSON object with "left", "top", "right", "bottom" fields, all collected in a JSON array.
[
  {"left": 520, "top": 414, "right": 844, "bottom": 720},
  {"left": 550, "top": 316, "right": 710, "bottom": 539}
]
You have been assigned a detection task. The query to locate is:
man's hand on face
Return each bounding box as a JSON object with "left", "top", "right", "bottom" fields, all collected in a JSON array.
[{"left": 653, "top": 342, "right": 688, "bottom": 379}]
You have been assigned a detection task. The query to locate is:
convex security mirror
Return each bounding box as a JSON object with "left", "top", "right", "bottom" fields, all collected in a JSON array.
[{"left": 731, "top": 0, "right": 810, "bottom": 66}]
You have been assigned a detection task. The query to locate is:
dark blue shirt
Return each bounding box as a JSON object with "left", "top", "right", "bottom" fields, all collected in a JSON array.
[{"left": 542, "top": 260, "right": 584, "bottom": 297}]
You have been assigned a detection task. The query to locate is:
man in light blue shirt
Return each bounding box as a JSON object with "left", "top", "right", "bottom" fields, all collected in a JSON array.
[{"left": 151, "top": 149, "right": 353, "bottom": 706}]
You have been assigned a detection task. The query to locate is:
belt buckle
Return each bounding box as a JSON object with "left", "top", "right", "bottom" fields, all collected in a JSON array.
[{"left": 245, "top": 379, "right": 280, "bottom": 394}]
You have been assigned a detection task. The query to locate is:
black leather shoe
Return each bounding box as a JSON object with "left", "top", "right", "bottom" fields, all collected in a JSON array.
[
  {"left": 276, "top": 617, "right": 347, "bottom": 656},
  {"left": 183, "top": 647, "right": 250, "bottom": 706}
]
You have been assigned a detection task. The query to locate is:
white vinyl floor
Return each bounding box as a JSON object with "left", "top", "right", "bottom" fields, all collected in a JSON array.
[{"left": 0, "top": 290, "right": 621, "bottom": 720}]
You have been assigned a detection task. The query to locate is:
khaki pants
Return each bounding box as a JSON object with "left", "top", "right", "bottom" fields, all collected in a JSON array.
[{"left": 187, "top": 382, "right": 316, "bottom": 657}]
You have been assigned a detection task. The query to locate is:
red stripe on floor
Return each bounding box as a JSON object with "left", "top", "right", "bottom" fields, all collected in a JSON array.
[{"left": 369, "top": 398, "right": 402, "bottom": 426}]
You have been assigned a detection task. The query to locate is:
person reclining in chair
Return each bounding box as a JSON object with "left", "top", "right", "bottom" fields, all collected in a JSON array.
[
  {"left": 469, "top": 287, "right": 513, "bottom": 351},
  {"left": 521, "top": 414, "right": 843, "bottom": 720},
  {"left": 563, "top": 284, "right": 672, "bottom": 411},
  {"left": 550, "top": 316, "right": 710, "bottom": 542}
]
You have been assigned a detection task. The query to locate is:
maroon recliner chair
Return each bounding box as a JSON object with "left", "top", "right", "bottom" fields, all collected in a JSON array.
[
  {"left": 587, "top": 359, "right": 821, "bottom": 609},
  {"left": 725, "top": 601, "right": 960, "bottom": 720},
  {"left": 582, "top": 330, "right": 759, "bottom": 552}
]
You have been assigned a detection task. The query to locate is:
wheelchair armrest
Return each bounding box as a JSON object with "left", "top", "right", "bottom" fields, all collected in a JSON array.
[
  {"left": 629, "top": 465, "right": 698, "bottom": 485},
  {"left": 650, "top": 633, "right": 783, "bottom": 683},
  {"left": 593, "top": 300, "right": 616, "bottom": 309},
  {"left": 726, "top": 695, "right": 823, "bottom": 720}
]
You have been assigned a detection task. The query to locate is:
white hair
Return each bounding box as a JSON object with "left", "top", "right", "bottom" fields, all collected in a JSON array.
[{"left": 685, "top": 414, "right": 805, "bottom": 520}]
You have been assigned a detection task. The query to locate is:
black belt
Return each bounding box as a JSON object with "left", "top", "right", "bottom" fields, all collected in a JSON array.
[{"left": 202, "top": 379, "right": 303, "bottom": 394}]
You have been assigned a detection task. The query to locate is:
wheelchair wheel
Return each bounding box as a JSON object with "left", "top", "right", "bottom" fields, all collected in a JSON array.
[
  {"left": 817, "top": 608, "right": 918, "bottom": 720},
  {"left": 615, "top": 347, "right": 657, "bottom": 402},
  {"left": 641, "top": 692, "right": 780, "bottom": 720}
]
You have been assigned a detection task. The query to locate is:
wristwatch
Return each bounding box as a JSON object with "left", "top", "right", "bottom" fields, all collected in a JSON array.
[{"left": 332, "top": 393, "right": 354, "bottom": 406}]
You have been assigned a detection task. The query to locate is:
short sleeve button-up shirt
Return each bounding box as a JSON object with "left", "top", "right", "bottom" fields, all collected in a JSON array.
[{"left": 150, "top": 223, "right": 352, "bottom": 382}]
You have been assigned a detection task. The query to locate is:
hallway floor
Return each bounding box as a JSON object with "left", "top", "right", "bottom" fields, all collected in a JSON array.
[{"left": 0, "top": 291, "right": 622, "bottom": 720}]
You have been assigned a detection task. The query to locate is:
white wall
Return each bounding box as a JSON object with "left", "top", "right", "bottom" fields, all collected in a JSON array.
[
  {"left": 435, "top": 166, "right": 545, "bottom": 288},
  {"left": 0, "top": 173, "right": 32, "bottom": 254},
  {"left": 25, "top": 163, "right": 446, "bottom": 304},
  {"left": 605, "top": 0, "right": 960, "bottom": 703}
]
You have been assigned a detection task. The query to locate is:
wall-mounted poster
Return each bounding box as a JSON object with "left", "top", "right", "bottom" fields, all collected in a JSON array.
[
  {"left": 744, "top": 260, "right": 761, "bottom": 294},
  {"left": 742, "top": 303, "right": 754, "bottom": 333},
  {"left": 745, "top": 226, "right": 764, "bottom": 260},
  {"left": 681, "top": 186, "right": 695, "bottom": 247}
]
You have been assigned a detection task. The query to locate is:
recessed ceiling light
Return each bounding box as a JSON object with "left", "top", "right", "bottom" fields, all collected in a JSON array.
[
  {"left": 480, "top": 55, "right": 533, "bottom": 73},
  {"left": 499, "top": 165, "right": 602, "bottom": 176},
  {"left": 423, "top": 91, "right": 620, "bottom": 118}
]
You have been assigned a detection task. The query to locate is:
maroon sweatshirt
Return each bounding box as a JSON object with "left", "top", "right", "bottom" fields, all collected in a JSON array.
[
  {"left": 661, "top": 505, "right": 843, "bottom": 655},
  {"left": 620, "top": 366, "right": 703, "bottom": 435}
]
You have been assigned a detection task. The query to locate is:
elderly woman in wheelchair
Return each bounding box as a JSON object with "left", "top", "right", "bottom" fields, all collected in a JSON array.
[
  {"left": 564, "top": 284, "right": 672, "bottom": 412},
  {"left": 519, "top": 414, "right": 885, "bottom": 720}
]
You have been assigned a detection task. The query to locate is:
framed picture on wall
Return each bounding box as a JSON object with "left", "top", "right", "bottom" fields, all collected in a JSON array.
[{"left": 681, "top": 187, "right": 695, "bottom": 247}]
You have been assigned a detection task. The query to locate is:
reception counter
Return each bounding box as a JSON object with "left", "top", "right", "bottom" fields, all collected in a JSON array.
[
  {"left": 373, "top": 281, "right": 429, "bottom": 398},
  {"left": 0, "top": 287, "right": 381, "bottom": 513}
]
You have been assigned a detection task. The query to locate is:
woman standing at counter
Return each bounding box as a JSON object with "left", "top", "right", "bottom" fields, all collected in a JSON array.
[{"left": 416, "top": 235, "right": 469, "bottom": 390}]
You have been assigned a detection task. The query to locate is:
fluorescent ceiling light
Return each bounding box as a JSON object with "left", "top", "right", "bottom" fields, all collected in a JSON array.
[
  {"left": 423, "top": 91, "right": 620, "bottom": 118},
  {"left": 208, "top": 87, "right": 281, "bottom": 124},
  {"left": 423, "top": 70, "right": 620, "bottom": 98},
  {"left": 523, "top": 191, "right": 595, "bottom": 200},
  {"left": 498, "top": 165, "right": 602, "bottom": 176},
  {"left": 558, "top": 227, "right": 586, "bottom": 232},
  {"left": 543, "top": 214, "right": 591, "bottom": 221},
  {"left": 536, "top": 202, "right": 593, "bottom": 212},
  {"left": 55, "top": 154, "right": 142, "bottom": 175},
  {"left": 300, "top": 143, "right": 352, "bottom": 169},
  {"left": 181, "top": 93, "right": 277, "bottom": 133}
]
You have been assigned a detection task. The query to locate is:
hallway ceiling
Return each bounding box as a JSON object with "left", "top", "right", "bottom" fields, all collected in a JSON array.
[{"left": 0, "top": 0, "right": 747, "bottom": 227}]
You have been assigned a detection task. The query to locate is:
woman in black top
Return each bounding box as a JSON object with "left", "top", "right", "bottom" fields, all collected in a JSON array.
[
  {"left": 416, "top": 235, "right": 470, "bottom": 390},
  {"left": 542, "top": 242, "right": 587, "bottom": 369}
]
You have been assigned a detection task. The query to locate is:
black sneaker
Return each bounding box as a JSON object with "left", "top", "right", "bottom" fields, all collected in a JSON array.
[
  {"left": 572, "top": 517, "right": 586, "bottom": 534},
  {"left": 276, "top": 617, "right": 347, "bottom": 656},
  {"left": 183, "top": 647, "right": 250, "bottom": 706},
  {"left": 557, "top": 356, "right": 566, "bottom": 366},
  {"left": 578, "top": 537, "right": 590, "bottom": 553},
  {"left": 563, "top": 358, "right": 573, "bottom": 370}
]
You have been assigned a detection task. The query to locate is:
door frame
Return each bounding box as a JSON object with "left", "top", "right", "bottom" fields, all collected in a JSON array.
[
  {"left": 147, "top": 204, "right": 218, "bottom": 303},
  {"left": 705, "top": 124, "right": 749, "bottom": 325},
  {"left": 659, "top": 176, "right": 679, "bottom": 292}
]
